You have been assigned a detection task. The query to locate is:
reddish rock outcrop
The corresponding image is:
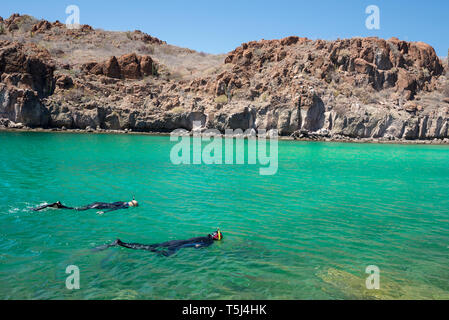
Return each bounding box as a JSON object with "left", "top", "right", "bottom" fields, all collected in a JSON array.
[
  {"left": 103, "top": 56, "right": 121, "bottom": 78},
  {"left": 81, "top": 53, "right": 155, "bottom": 80},
  {"left": 31, "top": 20, "right": 52, "bottom": 33},
  {"left": 2, "top": 13, "right": 21, "bottom": 32},
  {"left": 132, "top": 30, "right": 166, "bottom": 45},
  {"left": 0, "top": 41, "right": 54, "bottom": 97},
  {"left": 117, "top": 53, "right": 142, "bottom": 79},
  {"left": 221, "top": 36, "right": 443, "bottom": 101},
  {"left": 55, "top": 74, "right": 74, "bottom": 90}
]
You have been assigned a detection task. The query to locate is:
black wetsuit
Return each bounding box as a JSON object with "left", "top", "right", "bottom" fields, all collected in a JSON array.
[
  {"left": 75, "top": 201, "right": 130, "bottom": 213},
  {"left": 32, "top": 201, "right": 130, "bottom": 212},
  {"left": 99, "top": 235, "right": 215, "bottom": 256}
]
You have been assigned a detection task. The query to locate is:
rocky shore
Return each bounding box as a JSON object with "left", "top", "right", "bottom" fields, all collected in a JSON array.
[
  {"left": 2, "top": 126, "right": 449, "bottom": 146},
  {"left": 1, "top": 14, "right": 448, "bottom": 143}
]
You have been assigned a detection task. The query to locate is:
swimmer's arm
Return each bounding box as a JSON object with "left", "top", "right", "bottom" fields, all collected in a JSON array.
[
  {"left": 31, "top": 203, "right": 53, "bottom": 211},
  {"left": 100, "top": 206, "right": 125, "bottom": 214},
  {"left": 177, "top": 242, "right": 208, "bottom": 249},
  {"left": 194, "top": 241, "right": 213, "bottom": 248}
]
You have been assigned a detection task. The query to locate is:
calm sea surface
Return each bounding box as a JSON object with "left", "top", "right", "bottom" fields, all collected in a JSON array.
[{"left": 0, "top": 131, "right": 448, "bottom": 299}]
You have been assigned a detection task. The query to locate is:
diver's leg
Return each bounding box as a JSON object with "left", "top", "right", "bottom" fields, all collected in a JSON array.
[
  {"left": 32, "top": 202, "right": 72, "bottom": 211},
  {"left": 92, "top": 239, "right": 120, "bottom": 252},
  {"left": 59, "top": 204, "right": 74, "bottom": 209},
  {"left": 31, "top": 203, "right": 55, "bottom": 211},
  {"left": 116, "top": 239, "right": 159, "bottom": 252}
]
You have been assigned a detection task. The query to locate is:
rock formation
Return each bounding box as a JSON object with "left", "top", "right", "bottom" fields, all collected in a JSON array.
[
  {"left": 81, "top": 53, "right": 155, "bottom": 79},
  {"left": 1, "top": 14, "right": 448, "bottom": 140},
  {"left": 0, "top": 40, "right": 54, "bottom": 127}
]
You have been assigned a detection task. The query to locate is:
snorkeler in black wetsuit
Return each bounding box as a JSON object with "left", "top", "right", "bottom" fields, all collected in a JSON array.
[
  {"left": 96, "top": 229, "right": 223, "bottom": 256},
  {"left": 31, "top": 199, "right": 139, "bottom": 212},
  {"left": 75, "top": 201, "right": 133, "bottom": 213}
]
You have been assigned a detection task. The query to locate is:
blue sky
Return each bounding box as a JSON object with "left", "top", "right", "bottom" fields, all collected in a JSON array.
[{"left": 1, "top": 0, "right": 448, "bottom": 56}]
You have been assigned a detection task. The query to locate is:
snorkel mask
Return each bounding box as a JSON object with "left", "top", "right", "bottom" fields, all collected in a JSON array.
[
  {"left": 212, "top": 228, "right": 223, "bottom": 241},
  {"left": 130, "top": 196, "right": 138, "bottom": 207}
]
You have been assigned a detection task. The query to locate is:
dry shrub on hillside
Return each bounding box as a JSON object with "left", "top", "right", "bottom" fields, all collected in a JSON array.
[
  {"left": 443, "top": 84, "right": 449, "bottom": 98},
  {"left": 0, "top": 15, "right": 226, "bottom": 80},
  {"left": 15, "top": 15, "right": 38, "bottom": 33},
  {"left": 61, "top": 87, "right": 91, "bottom": 103},
  {"left": 353, "top": 87, "right": 378, "bottom": 104},
  {"left": 214, "top": 95, "right": 228, "bottom": 104},
  {"left": 49, "top": 47, "right": 65, "bottom": 57},
  {"left": 166, "top": 70, "right": 184, "bottom": 81},
  {"left": 338, "top": 83, "right": 353, "bottom": 98},
  {"left": 169, "top": 106, "right": 185, "bottom": 114},
  {"left": 137, "top": 44, "right": 154, "bottom": 55}
]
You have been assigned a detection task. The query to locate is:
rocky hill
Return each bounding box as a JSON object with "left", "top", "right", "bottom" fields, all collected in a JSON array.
[{"left": 1, "top": 14, "right": 448, "bottom": 141}]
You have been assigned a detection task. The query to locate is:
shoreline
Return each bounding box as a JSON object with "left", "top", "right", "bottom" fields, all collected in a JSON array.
[{"left": 1, "top": 127, "right": 449, "bottom": 146}]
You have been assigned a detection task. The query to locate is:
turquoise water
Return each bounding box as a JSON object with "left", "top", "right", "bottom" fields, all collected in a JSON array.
[{"left": 1, "top": 131, "right": 449, "bottom": 300}]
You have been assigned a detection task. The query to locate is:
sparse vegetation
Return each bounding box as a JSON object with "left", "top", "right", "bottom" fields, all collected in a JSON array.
[
  {"left": 339, "top": 49, "right": 350, "bottom": 58},
  {"left": 169, "top": 106, "right": 185, "bottom": 114},
  {"left": 61, "top": 87, "right": 85, "bottom": 103},
  {"left": 49, "top": 47, "right": 65, "bottom": 57},
  {"left": 137, "top": 44, "right": 154, "bottom": 55},
  {"left": 260, "top": 92, "right": 269, "bottom": 102},
  {"left": 325, "top": 70, "right": 338, "bottom": 84},
  {"left": 16, "top": 15, "right": 37, "bottom": 32},
  {"left": 151, "top": 64, "right": 159, "bottom": 76},
  {"left": 353, "top": 87, "right": 378, "bottom": 104},
  {"left": 253, "top": 48, "right": 264, "bottom": 58},
  {"left": 421, "top": 67, "right": 431, "bottom": 79},
  {"left": 2, "top": 13, "right": 228, "bottom": 80},
  {"left": 214, "top": 94, "right": 228, "bottom": 104},
  {"left": 159, "top": 44, "right": 180, "bottom": 56},
  {"left": 443, "top": 83, "right": 449, "bottom": 98},
  {"left": 18, "top": 27, "right": 225, "bottom": 79},
  {"left": 166, "top": 70, "right": 184, "bottom": 81}
]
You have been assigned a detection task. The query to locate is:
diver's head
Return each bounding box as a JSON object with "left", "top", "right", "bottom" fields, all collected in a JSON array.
[
  {"left": 211, "top": 229, "right": 223, "bottom": 241},
  {"left": 129, "top": 200, "right": 139, "bottom": 207}
]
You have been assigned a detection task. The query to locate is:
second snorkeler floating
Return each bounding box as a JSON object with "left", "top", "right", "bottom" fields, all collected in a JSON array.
[
  {"left": 95, "top": 229, "right": 224, "bottom": 256},
  {"left": 31, "top": 197, "right": 139, "bottom": 214}
]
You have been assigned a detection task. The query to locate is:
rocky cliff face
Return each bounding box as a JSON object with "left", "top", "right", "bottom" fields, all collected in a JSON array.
[
  {"left": 198, "top": 36, "right": 448, "bottom": 140},
  {"left": 1, "top": 14, "right": 448, "bottom": 140},
  {"left": 0, "top": 40, "right": 54, "bottom": 127}
]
